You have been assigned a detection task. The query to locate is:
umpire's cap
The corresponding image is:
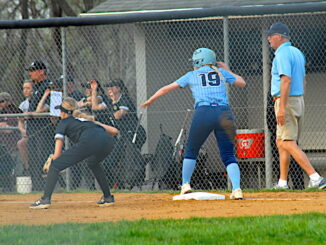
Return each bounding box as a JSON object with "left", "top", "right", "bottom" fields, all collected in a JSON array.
[
  {"left": 266, "top": 22, "right": 290, "bottom": 36},
  {"left": 26, "top": 61, "right": 47, "bottom": 71},
  {"left": 55, "top": 97, "right": 77, "bottom": 114}
]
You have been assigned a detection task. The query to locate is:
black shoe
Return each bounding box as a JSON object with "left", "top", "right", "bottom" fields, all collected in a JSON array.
[
  {"left": 30, "top": 197, "right": 51, "bottom": 209},
  {"left": 97, "top": 195, "right": 115, "bottom": 207}
]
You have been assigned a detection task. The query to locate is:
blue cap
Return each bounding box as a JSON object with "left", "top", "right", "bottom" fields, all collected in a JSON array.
[{"left": 266, "top": 22, "right": 290, "bottom": 36}]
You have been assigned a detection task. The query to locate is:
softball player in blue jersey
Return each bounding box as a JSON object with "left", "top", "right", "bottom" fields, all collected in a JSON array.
[{"left": 142, "top": 48, "right": 246, "bottom": 199}]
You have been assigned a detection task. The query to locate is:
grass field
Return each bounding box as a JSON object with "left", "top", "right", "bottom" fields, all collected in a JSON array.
[{"left": 1, "top": 213, "right": 326, "bottom": 245}]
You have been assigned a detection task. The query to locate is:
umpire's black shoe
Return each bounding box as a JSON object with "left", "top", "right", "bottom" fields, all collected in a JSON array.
[
  {"left": 30, "top": 197, "right": 51, "bottom": 209},
  {"left": 97, "top": 195, "right": 115, "bottom": 207}
]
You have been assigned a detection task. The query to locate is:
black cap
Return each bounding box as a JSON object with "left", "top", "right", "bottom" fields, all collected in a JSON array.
[
  {"left": 104, "top": 80, "right": 122, "bottom": 88},
  {"left": 26, "top": 61, "right": 47, "bottom": 71},
  {"left": 266, "top": 22, "right": 290, "bottom": 36}
]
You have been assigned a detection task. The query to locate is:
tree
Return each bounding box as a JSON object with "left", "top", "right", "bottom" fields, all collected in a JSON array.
[{"left": 0, "top": 0, "right": 106, "bottom": 101}]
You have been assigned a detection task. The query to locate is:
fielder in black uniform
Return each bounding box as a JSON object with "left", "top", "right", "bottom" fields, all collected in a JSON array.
[{"left": 30, "top": 97, "right": 119, "bottom": 209}]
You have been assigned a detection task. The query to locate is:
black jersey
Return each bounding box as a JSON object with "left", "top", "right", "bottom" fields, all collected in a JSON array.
[
  {"left": 28, "top": 79, "right": 51, "bottom": 112},
  {"left": 111, "top": 93, "right": 138, "bottom": 133},
  {"left": 54, "top": 116, "right": 103, "bottom": 143},
  {"left": 27, "top": 79, "right": 51, "bottom": 135}
]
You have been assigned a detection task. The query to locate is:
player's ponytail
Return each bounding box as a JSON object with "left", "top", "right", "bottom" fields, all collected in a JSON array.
[
  {"left": 210, "top": 64, "right": 219, "bottom": 74},
  {"left": 209, "top": 64, "right": 224, "bottom": 79},
  {"left": 60, "top": 97, "right": 95, "bottom": 121},
  {"left": 72, "top": 109, "right": 95, "bottom": 122}
]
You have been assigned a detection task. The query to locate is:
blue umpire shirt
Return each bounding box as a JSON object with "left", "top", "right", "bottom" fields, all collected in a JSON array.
[
  {"left": 271, "top": 42, "right": 306, "bottom": 97},
  {"left": 176, "top": 66, "right": 236, "bottom": 108}
]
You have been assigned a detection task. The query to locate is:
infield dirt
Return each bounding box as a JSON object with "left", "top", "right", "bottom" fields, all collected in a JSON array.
[{"left": 1, "top": 192, "right": 326, "bottom": 225}]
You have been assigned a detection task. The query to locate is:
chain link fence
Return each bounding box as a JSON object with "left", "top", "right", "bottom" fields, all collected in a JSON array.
[{"left": 0, "top": 7, "right": 325, "bottom": 193}]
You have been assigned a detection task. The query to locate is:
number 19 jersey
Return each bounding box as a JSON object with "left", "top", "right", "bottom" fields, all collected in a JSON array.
[{"left": 175, "top": 66, "right": 236, "bottom": 108}]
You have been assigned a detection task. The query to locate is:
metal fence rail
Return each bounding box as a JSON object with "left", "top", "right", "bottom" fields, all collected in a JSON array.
[{"left": 0, "top": 4, "right": 325, "bottom": 193}]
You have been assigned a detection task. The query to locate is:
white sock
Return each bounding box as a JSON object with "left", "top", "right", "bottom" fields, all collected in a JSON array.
[
  {"left": 278, "top": 179, "right": 288, "bottom": 187},
  {"left": 309, "top": 173, "right": 321, "bottom": 182}
]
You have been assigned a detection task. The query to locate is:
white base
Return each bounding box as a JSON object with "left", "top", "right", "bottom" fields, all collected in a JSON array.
[
  {"left": 173, "top": 192, "right": 225, "bottom": 201},
  {"left": 16, "top": 176, "right": 32, "bottom": 194}
]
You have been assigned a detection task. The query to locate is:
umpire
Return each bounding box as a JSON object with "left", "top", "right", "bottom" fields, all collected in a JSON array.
[
  {"left": 30, "top": 97, "right": 119, "bottom": 209},
  {"left": 25, "top": 61, "right": 55, "bottom": 190}
]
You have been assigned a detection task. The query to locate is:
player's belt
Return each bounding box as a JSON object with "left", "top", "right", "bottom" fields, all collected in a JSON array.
[{"left": 196, "top": 102, "right": 221, "bottom": 108}]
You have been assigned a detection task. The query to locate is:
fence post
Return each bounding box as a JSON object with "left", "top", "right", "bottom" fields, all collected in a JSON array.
[
  {"left": 223, "top": 16, "right": 232, "bottom": 190},
  {"left": 134, "top": 24, "right": 148, "bottom": 154},
  {"left": 61, "top": 27, "right": 71, "bottom": 191},
  {"left": 262, "top": 27, "right": 272, "bottom": 188}
]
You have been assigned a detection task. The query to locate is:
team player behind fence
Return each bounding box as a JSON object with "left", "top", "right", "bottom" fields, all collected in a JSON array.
[
  {"left": 141, "top": 48, "right": 246, "bottom": 199},
  {"left": 30, "top": 97, "right": 119, "bottom": 209}
]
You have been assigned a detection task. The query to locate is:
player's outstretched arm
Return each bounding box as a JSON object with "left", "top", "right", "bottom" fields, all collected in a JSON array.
[{"left": 141, "top": 82, "right": 180, "bottom": 107}]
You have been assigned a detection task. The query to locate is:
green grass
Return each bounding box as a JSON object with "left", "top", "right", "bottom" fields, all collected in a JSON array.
[{"left": 1, "top": 213, "right": 325, "bottom": 245}]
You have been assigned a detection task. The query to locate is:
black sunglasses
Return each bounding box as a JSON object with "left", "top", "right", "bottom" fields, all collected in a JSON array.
[{"left": 0, "top": 100, "right": 6, "bottom": 103}]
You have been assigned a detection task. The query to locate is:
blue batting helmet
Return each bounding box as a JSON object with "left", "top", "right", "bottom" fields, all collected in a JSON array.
[{"left": 192, "top": 48, "right": 217, "bottom": 68}]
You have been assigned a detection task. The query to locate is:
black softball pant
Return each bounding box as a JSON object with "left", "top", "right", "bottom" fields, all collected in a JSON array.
[
  {"left": 52, "top": 128, "right": 113, "bottom": 171},
  {"left": 44, "top": 128, "right": 114, "bottom": 199}
]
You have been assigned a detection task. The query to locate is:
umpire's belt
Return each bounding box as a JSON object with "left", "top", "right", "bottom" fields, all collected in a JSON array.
[
  {"left": 196, "top": 102, "right": 220, "bottom": 108},
  {"left": 273, "top": 95, "right": 303, "bottom": 102},
  {"left": 273, "top": 96, "right": 280, "bottom": 102}
]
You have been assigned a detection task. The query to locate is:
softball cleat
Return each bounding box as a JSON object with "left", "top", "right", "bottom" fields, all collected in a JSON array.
[
  {"left": 230, "top": 188, "right": 243, "bottom": 200},
  {"left": 30, "top": 197, "right": 51, "bottom": 209},
  {"left": 97, "top": 195, "right": 115, "bottom": 207},
  {"left": 180, "top": 183, "right": 192, "bottom": 195}
]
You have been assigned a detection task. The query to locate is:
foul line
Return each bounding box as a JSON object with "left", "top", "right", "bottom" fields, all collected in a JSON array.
[{"left": 245, "top": 198, "right": 326, "bottom": 201}]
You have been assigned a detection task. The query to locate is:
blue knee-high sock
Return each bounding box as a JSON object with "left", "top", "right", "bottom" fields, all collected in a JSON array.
[
  {"left": 226, "top": 163, "right": 241, "bottom": 190},
  {"left": 182, "top": 158, "right": 196, "bottom": 185}
]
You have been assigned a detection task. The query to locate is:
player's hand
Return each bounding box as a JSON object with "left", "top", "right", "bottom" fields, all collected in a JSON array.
[
  {"left": 84, "top": 101, "right": 92, "bottom": 107},
  {"left": 141, "top": 100, "right": 152, "bottom": 108},
  {"left": 89, "top": 80, "right": 98, "bottom": 90},
  {"left": 217, "top": 62, "right": 230, "bottom": 71},
  {"left": 44, "top": 89, "right": 51, "bottom": 97},
  {"left": 43, "top": 154, "right": 53, "bottom": 172}
]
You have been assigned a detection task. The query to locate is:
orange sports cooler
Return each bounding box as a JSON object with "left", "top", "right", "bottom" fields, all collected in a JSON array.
[{"left": 235, "top": 129, "right": 265, "bottom": 158}]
